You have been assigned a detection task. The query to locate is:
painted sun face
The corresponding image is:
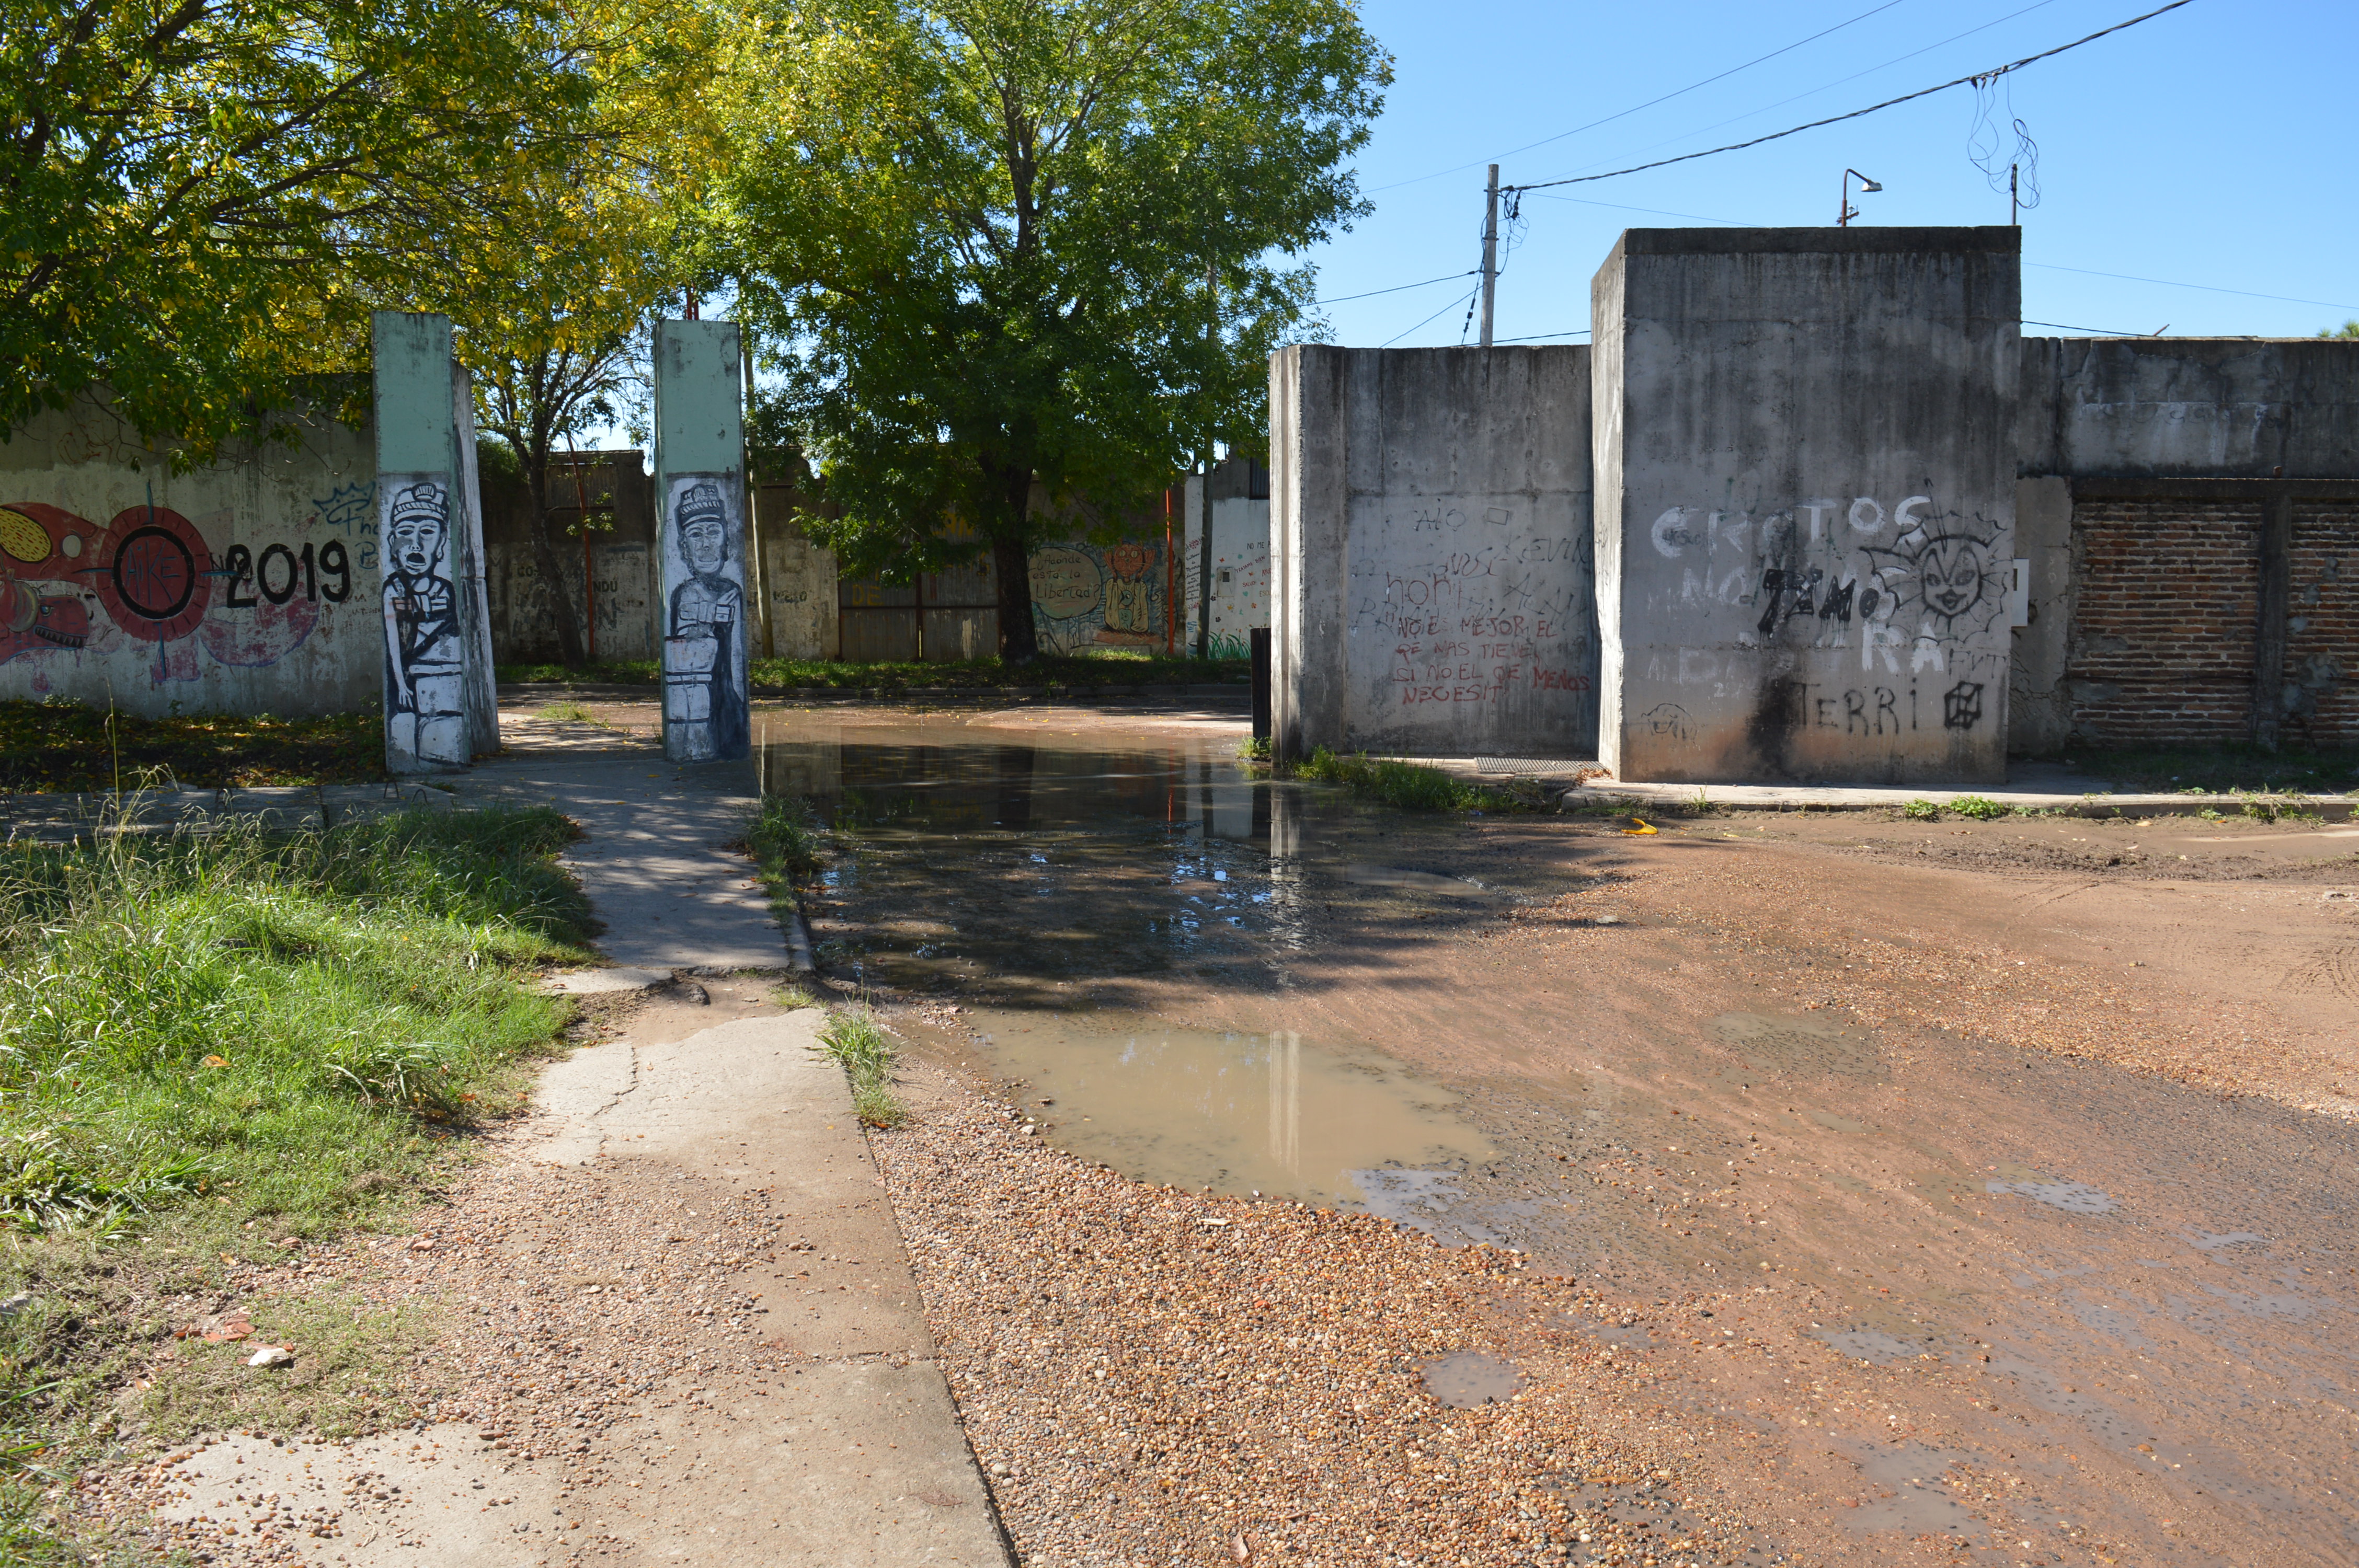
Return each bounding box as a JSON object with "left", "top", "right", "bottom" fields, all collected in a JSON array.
[
  {"left": 681, "top": 513, "right": 727, "bottom": 573},
  {"left": 388, "top": 513, "right": 445, "bottom": 577},
  {"left": 1921, "top": 537, "right": 1985, "bottom": 618}
]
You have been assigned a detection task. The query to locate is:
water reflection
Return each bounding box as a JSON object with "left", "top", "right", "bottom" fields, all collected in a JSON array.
[{"left": 974, "top": 1009, "right": 1495, "bottom": 1204}]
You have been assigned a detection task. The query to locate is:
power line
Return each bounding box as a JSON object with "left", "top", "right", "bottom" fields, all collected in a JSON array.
[
  {"left": 1525, "top": 0, "right": 2067, "bottom": 188},
  {"left": 2025, "top": 261, "right": 2359, "bottom": 314},
  {"left": 2024, "top": 318, "right": 2150, "bottom": 335},
  {"left": 1503, "top": 1, "right": 2195, "bottom": 195},
  {"left": 1311, "top": 272, "right": 1475, "bottom": 306},
  {"left": 1490, "top": 329, "right": 1593, "bottom": 343},
  {"left": 1369, "top": 0, "right": 1917, "bottom": 194},
  {"left": 1380, "top": 287, "right": 1482, "bottom": 348}
]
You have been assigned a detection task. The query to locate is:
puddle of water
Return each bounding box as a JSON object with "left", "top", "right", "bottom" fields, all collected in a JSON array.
[
  {"left": 1342, "top": 863, "right": 1489, "bottom": 895},
  {"left": 973, "top": 1010, "right": 1495, "bottom": 1205},
  {"left": 759, "top": 719, "right": 1548, "bottom": 1203},
  {"left": 2189, "top": 1230, "right": 2268, "bottom": 1251},
  {"left": 1987, "top": 1178, "right": 2118, "bottom": 1215},
  {"left": 1422, "top": 1351, "right": 1519, "bottom": 1408}
]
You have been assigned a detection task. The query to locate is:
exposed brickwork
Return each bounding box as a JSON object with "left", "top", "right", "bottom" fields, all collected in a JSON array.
[
  {"left": 2066, "top": 501, "right": 2260, "bottom": 742},
  {"left": 2285, "top": 508, "right": 2359, "bottom": 744},
  {"left": 2066, "top": 501, "right": 2359, "bottom": 745}
]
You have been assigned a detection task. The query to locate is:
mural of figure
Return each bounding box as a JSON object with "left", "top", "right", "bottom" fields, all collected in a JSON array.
[
  {"left": 381, "top": 480, "right": 468, "bottom": 767},
  {"left": 662, "top": 477, "right": 749, "bottom": 762}
]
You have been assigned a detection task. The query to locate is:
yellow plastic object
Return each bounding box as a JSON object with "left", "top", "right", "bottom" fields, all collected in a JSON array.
[{"left": 1623, "top": 818, "right": 1658, "bottom": 835}]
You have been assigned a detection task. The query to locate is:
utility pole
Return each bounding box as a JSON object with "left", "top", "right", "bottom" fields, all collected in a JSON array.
[
  {"left": 1197, "top": 258, "right": 1217, "bottom": 659},
  {"left": 1479, "top": 165, "right": 1499, "bottom": 349}
]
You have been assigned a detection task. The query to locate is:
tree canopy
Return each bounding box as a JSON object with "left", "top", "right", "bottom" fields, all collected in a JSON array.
[
  {"left": 713, "top": 0, "right": 1388, "bottom": 656},
  {"left": 1, "top": 0, "right": 600, "bottom": 450}
]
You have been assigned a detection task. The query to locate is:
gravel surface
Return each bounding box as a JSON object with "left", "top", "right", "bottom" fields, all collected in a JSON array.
[{"left": 873, "top": 1069, "right": 1780, "bottom": 1568}]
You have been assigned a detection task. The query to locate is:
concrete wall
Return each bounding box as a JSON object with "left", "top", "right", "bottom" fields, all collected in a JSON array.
[
  {"left": 0, "top": 396, "right": 379, "bottom": 718},
  {"left": 1183, "top": 458, "right": 1271, "bottom": 660},
  {"left": 484, "top": 452, "right": 661, "bottom": 665},
  {"left": 1269, "top": 344, "right": 1597, "bottom": 760},
  {"left": 1593, "top": 227, "right": 2022, "bottom": 785},
  {"left": 2020, "top": 337, "right": 2359, "bottom": 479}
]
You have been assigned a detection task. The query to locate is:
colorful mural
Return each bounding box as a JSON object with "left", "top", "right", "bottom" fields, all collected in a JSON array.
[
  {"left": 1029, "top": 539, "right": 1173, "bottom": 655},
  {"left": 2, "top": 497, "right": 358, "bottom": 679}
]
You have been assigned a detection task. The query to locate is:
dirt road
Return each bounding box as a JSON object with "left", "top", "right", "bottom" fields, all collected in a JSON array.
[{"left": 764, "top": 703, "right": 2358, "bottom": 1567}]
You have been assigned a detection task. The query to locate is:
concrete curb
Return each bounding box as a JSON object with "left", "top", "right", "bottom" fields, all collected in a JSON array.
[
  {"left": 1354, "top": 754, "right": 2359, "bottom": 821},
  {"left": 1559, "top": 782, "right": 2359, "bottom": 820}
]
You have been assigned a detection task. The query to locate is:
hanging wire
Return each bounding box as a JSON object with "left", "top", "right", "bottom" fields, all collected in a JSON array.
[{"left": 1967, "top": 74, "right": 2042, "bottom": 210}]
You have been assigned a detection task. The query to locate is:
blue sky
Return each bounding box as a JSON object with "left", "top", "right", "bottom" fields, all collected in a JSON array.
[{"left": 1304, "top": 0, "right": 2359, "bottom": 347}]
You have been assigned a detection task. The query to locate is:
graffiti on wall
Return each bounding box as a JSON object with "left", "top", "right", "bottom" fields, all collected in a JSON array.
[
  {"left": 661, "top": 475, "right": 749, "bottom": 762},
  {"left": 1346, "top": 502, "right": 1595, "bottom": 717},
  {"left": 2, "top": 495, "right": 359, "bottom": 683},
  {"left": 1029, "top": 540, "right": 1172, "bottom": 655},
  {"left": 380, "top": 477, "right": 467, "bottom": 767},
  {"left": 1641, "top": 491, "right": 2011, "bottom": 739}
]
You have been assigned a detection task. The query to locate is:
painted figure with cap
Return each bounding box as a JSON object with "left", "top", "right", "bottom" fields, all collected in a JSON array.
[
  {"left": 381, "top": 480, "right": 467, "bottom": 766},
  {"left": 663, "top": 477, "right": 748, "bottom": 761}
]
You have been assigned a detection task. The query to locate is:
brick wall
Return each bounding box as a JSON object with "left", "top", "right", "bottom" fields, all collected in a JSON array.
[
  {"left": 2285, "top": 508, "right": 2359, "bottom": 744},
  {"left": 2065, "top": 500, "right": 2260, "bottom": 742},
  {"left": 2065, "top": 500, "right": 2359, "bottom": 745}
]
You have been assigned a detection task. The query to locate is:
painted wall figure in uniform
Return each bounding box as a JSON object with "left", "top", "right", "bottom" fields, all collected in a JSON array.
[
  {"left": 662, "top": 477, "right": 748, "bottom": 762},
  {"left": 381, "top": 479, "right": 467, "bottom": 766}
]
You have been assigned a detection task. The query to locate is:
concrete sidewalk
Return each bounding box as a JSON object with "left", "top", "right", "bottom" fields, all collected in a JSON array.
[
  {"left": 1391, "top": 754, "right": 2357, "bottom": 820},
  {"left": 154, "top": 742, "right": 1009, "bottom": 1566}
]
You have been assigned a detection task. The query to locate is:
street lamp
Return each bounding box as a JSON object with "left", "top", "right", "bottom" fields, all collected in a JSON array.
[{"left": 1838, "top": 168, "right": 1882, "bottom": 227}]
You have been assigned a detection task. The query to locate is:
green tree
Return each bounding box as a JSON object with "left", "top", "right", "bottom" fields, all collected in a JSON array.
[
  {"left": 2320, "top": 321, "right": 2359, "bottom": 340},
  {"left": 714, "top": 0, "right": 1387, "bottom": 658},
  {"left": 1, "top": 0, "right": 596, "bottom": 452}
]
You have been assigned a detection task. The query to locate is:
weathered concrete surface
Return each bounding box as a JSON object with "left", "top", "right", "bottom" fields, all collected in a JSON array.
[
  {"left": 1593, "top": 226, "right": 2021, "bottom": 785},
  {"left": 2020, "top": 336, "right": 2359, "bottom": 478},
  {"left": 2007, "top": 475, "right": 2075, "bottom": 753},
  {"left": 1268, "top": 344, "right": 1596, "bottom": 760},
  {"left": 0, "top": 397, "right": 376, "bottom": 717},
  {"left": 650, "top": 320, "right": 751, "bottom": 765}
]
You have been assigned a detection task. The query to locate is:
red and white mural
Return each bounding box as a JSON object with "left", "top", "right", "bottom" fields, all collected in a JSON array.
[{"left": 0, "top": 402, "right": 379, "bottom": 716}]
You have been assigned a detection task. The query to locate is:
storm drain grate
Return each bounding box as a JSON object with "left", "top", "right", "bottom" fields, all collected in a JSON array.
[{"left": 1474, "top": 757, "right": 1589, "bottom": 775}]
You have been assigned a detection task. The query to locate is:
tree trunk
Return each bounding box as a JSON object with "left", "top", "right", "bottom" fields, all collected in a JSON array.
[
  {"left": 991, "top": 530, "right": 1038, "bottom": 662},
  {"left": 987, "top": 459, "right": 1039, "bottom": 662},
  {"left": 524, "top": 451, "right": 588, "bottom": 670}
]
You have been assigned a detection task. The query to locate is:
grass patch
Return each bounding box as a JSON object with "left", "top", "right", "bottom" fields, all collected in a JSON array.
[
  {"left": 0, "top": 699, "right": 384, "bottom": 792},
  {"left": 0, "top": 804, "right": 596, "bottom": 1550},
  {"left": 497, "top": 654, "right": 1250, "bottom": 692},
  {"left": 815, "top": 1009, "right": 907, "bottom": 1129},
  {"left": 536, "top": 700, "right": 612, "bottom": 728},
  {"left": 1286, "top": 748, "right": 1547, "bottom": 813},
  {"left": 2047, "top": 741, "right": 2359, "bottom": 795}
]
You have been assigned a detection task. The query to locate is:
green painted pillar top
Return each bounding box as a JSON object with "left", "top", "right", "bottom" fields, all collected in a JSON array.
[
  {"left": 371, "top": 312, "right": 456, "bottom": 474},
  {"left": 653, "top": 321, "right": 745, "bottom": 475}
]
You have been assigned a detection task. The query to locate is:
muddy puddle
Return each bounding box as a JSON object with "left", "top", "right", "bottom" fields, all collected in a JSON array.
[
  {"left": 969, "top": 1009, "right": 1493, "bottom": 1204},
  {"left": 759, "top": 717, "right": 1531, "bottom": 1207}
]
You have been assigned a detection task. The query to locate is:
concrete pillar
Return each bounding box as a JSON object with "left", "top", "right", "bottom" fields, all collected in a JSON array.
[
  {"left": 450, "top": 363, "right": 499, "bottom": 756},
  {"left": 1267, "top": 344, "right": 1597, "bottom": 760},
  {"left": 651, "top": 320, "right": 750, "bottom": 764},
  {"left": 1591, "top": 227, "right": 2021, "bottom": 785},
  {"left": 372, "top": 311, "right": 486, "bottom": 774}
]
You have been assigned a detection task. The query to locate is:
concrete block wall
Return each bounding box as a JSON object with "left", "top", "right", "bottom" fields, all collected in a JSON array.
[
  {"left": 1592, "top": 227, "right": 2022, "bottom": 785},
  {"left": 483, "top": 452, "right": 661, "bottom": 665},
  {"left": 1, "top": 396, "right": 379, "bottom": 718},
  {"left": 1269, "top": 344, "right": 1597, "bottom": 760},
  {"left": 1183, "top": 458, "right": 1272, "bottom": 660}
]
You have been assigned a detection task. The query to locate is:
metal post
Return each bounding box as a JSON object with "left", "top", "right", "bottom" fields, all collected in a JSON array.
[
  {"left": 1479, "top": 165, "right": 1499, "bottom": 348},
  {"left": 2010, "top": 163, "right": 2020, "bottom": 227}
]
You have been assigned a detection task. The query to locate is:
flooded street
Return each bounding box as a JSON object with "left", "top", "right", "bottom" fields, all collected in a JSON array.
[{"left": 759, "top": 702, "right": 2359, "bottom": 1567}]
